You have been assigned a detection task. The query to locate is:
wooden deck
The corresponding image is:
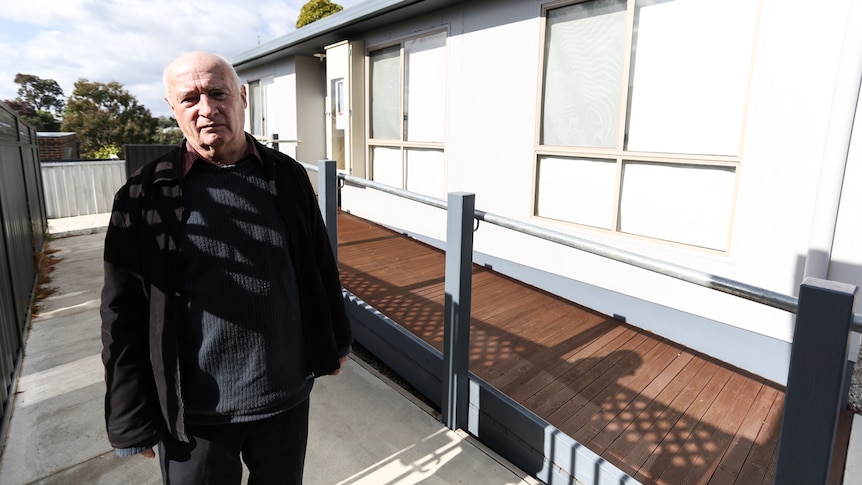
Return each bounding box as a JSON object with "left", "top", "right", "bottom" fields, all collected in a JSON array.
[{"left": 336, "top": 211, "right": 788, "bottom": 484}]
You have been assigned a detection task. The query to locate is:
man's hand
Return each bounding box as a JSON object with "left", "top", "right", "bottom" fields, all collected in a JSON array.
[
  {"left": 141, "top": 448, "right": 155, "bottom": 459},
  {"left": 327, "top": 355, "right": 349, "bottom": 376}
]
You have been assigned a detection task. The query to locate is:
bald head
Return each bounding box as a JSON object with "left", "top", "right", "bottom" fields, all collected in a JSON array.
[
  {"left": 163, "top": 51, "right": 241, "bottom": 97},
  {"left": 163, "top": 51, "right": 248, "bottom": 164}
]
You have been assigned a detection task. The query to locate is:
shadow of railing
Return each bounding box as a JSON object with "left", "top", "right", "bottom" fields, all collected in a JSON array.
[{"left": 336, "top": 224, "right": 784, "bottom": 484}]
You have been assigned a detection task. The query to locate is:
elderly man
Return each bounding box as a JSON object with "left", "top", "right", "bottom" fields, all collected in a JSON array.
[{"left": 101, "top": 51, "right": 352, "bottom": 484}]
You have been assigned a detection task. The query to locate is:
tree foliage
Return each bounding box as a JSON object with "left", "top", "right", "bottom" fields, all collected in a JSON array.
[
  {"left": 62, "top": 79, "right": 156, "bottom": 158},
  {"left": 2, "top": 99, "right": 60, "bottom": 131},
  {"left": 14, "top": 73, "right": 66, "bottom": 114},
  {"left": 93, "top": 144, "right": 122, "bottom": 159},
  {"left": 5, "top": 74, "right": 66, "bottom": 131},
  {"left": 153, "top": 115, "right": 185, "bottom": 145},
  {"left": 296, "top": 0, "right": 343, "bottom": 28}
]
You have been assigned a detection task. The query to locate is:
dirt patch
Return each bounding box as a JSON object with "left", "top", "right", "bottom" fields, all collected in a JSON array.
[
  {"left": 351, "top": 341, "right": 439, "bottom": 413},
  {"left": 30, "top": 244, "right": 61, "bottom": 317}
]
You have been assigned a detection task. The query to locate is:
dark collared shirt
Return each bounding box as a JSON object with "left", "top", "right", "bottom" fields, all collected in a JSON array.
[{"left": 182, "top": 134, "right": 262, "bottom": 176}]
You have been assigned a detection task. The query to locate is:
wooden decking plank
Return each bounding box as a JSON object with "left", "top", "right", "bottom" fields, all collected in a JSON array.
[
  {"left": 525, "top": 302, "right": 613, "bottom": 348},
  {"left": 604, "top": 350, "right": 708, "bottom": 464},
  {"left": 475, "top": 290, "right": 574, "bottom": 339},
  {"left": 654, "top": 372, "right": 761, "bottom": 484},
  {"left": 685, "top": 374, "right": 765, "bottom": 483},
  {"left": 340, "top": 237, "right": 416, "bottom": 264},
  {"left": 488, "top": 315, "right": 615, "bottom": 393},
  {"left": 545, "top": 333, "right": 660, "bottom": 426},
  {"left": 470, "top": 296, "right": 550, "bottom": 341},
  {"left": 735, "top": 392, "right": 784, "bottom": 485},
  {"left": 348, "top": 251, "right": 444, "bottom": 287},
  {"left": 587, "top": 347, "right": 696, "bottom": 455},
  {"left": 340, "top": 235, "right": 410, "bottom": 257},
  {"left": 472, "top": 309, "right": 610, "bottom": 385},
  {"left": 522, "top": 328, "right": 645, "bottom": 418},
  {"left": 467, "top": 268, "right": 501, "bottom": 295},
  {"left": 619, "top": 355, "right": 719, "bottom": 477},
  {"left": 708, "top": 384, "right": 781, "bottom": 485},
  {"left": 500, "top": 320, "right": 625, "bottom": 402},
  {"left": 559, "top": 339, "right": 676, "bottom": 440},
  {"left": 633, "top": 364, "right": 734, "bottom": 483}
]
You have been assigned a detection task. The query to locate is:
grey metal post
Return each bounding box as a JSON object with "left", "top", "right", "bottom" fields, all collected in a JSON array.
[
  {"left": 270, "top": 133, "right": 279, "bottom": 151},
  {"left": 318, "top": 160, "right": 338, "bottom": 260},
  {"left": 774, "top": 277, "right": 857, "bottom": 485},
  {"left": 442, "top": 192, "right": 475, "bottom": 431}
]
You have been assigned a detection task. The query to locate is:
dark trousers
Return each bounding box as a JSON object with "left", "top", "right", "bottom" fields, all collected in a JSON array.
[{"left": 158, "top": 398, "right": 310, "bottom": 485}]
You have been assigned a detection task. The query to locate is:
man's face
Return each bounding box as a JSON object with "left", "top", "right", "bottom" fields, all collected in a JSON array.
[{"left": 165, "top": 54, "right": 247, "bottom": 157}]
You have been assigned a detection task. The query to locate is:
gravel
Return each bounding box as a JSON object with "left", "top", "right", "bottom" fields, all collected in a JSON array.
[{"left": 851, "top": 350, "right": 862, "bottom": 413}]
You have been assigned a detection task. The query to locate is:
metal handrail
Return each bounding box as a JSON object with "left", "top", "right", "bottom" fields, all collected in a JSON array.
[
  {"left": 258, "top": 137, "right": 300, "bottom": 144},
  {"left": 301, "top": 161, "right": 862, "bottom": 333}
]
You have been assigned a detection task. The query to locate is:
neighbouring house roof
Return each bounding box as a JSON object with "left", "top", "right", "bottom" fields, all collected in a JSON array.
[
  {"left": 231, "top": 0, "right": 469, "bottom": 70},
  {"left": 36, "top": 132, "right": 77, "bottom": 138}
]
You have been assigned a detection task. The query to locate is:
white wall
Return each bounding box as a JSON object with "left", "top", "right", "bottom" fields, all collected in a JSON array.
[
  {"left": 341, "top": 0, "right": 859, "bottom": 384},
  {"left": 237, "top": 60, "right": 300, "bottom": 159},
  {"left": 295, "top": 55, "right": 326, "bottom": 165}
]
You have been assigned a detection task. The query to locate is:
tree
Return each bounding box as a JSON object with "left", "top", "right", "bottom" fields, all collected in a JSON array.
[
  {"left": 153, "top": 115, "right": 184, "bottom": 145},
  {"left": 14, "top": 74, "right": 65, "bottom": 114},
  {"left": 93, "top": 144, "right": 122, "bottom": 159},
  {"left": 296, "top": 0, "right": 343, "bottom": 28},
  {"left": 62, "top": 79, "right": 156, "bottom": 158},
  {"left": 2, "top": 99, "right": 60, "bottom": 131},
  {"left": 6, "top": 74, "right": 66, "bottom": 131}
]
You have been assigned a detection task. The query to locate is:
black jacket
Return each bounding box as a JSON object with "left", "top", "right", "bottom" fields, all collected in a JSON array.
[{"left": 100, "top": 138, "right": 352, "bottom": 449}]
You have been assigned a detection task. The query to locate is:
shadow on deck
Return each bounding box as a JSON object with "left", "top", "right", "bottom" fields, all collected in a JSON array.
[{"left": 336, "top": 211, "right": 853, "bottom": 485}]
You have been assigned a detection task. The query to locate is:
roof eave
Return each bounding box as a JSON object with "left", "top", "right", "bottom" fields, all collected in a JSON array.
[{"left": 231, "top": 0, "right": 468, "bottom": 70}]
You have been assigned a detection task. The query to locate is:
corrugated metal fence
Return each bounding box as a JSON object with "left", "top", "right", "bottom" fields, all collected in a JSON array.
[
  {"left": 0, "top": 101, "right": 47, "bottom": 428},
  {"left": 39, "top": 145, "right": 175, "bottom": 219},
  {"left": 41, "top": 161, "right": 127, "bottom": 218}
]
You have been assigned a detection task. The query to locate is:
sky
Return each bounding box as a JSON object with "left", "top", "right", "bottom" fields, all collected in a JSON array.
[{"left": 0, "top": 0, "right": 365, "bottom": 119}]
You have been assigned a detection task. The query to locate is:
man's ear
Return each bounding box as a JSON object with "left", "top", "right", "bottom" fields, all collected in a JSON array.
[{"left": 241, "top": 85, "right": 248, "bottom": 108}]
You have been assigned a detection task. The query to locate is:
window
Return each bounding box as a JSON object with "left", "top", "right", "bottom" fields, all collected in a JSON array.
[
  {"left": 536, "top": 0, "right": 760, "bottom": 251},
  {"left": 249, "top": 80, "right": 264, "bottom": 136},
  {"left": 248, "top": 76, "right": 274, "bottom": 138},
  {"left": 369, "top": 31, "right": 447, "bottom": 199}
]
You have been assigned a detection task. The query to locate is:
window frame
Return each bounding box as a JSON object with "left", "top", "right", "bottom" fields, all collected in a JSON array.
[
  {"left": 366, "top": 28, "right": 449, "bottom": 199},
  {"left": 532, "top": 0, "right": 761, "bottom": 253},
  {"left": 248, "top": 79, "right": 265, "bottom": 138}
]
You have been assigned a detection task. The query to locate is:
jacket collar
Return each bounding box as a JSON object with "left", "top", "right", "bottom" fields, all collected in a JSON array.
[{"left": 150, "top": 135, "right": 275, "bottom": 185}]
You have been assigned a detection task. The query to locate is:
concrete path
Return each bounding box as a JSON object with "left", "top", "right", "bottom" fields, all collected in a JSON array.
[{"left": 0, "top": 220, "right": 537, "bottom": 484}]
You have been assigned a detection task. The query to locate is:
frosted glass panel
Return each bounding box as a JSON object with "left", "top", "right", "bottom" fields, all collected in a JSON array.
[
  {"left": 536, "top": 156, "right": 616, "bottom": 229},
  {"left": 542, "top": 0, "right": 627, "bottom": 148},
  {"left": 406, "top": 149, "right": 445, "bottom": 199},
  {"left": 371, "top": 146, "right": 402, "bottom": 188},
  {"left": 619, "top": 162, "right": 735, "bottom": 250},
  {"left": 626, "top": 0, "right": 758, "bottom": 155},
  {"left": 370, "top": 46, "right": 401, "bottom": 140},
  {"left": 405, "top": 32, "right": 446, "bottom": 143},
  {"left": 249, "top": 80, "right": 263, "bottom": 136}
]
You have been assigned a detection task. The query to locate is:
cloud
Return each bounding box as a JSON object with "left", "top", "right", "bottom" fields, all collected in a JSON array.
[{"left": 0, "top": 0, "right": 364, "bottom": 118}]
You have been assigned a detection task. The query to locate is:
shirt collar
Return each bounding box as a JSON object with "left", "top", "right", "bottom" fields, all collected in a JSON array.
[{"left": 182, "top": 133, "right": 262, "bottom": 176}]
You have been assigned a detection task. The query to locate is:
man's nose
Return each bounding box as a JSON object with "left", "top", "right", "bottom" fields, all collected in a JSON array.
[{"left": 198, "top": 95, "right": 218, "bottom": 117}]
